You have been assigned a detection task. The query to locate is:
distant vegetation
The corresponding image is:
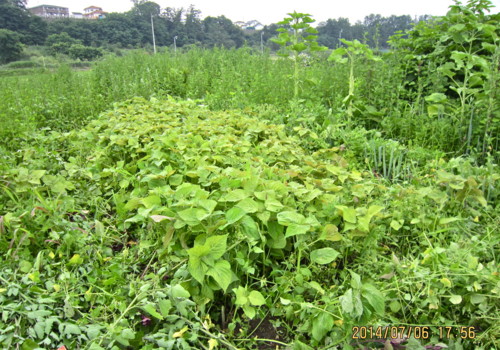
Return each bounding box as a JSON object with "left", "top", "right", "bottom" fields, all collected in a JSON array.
[{"left": 2, "top": 0, "right": 425, "bottom": 64}]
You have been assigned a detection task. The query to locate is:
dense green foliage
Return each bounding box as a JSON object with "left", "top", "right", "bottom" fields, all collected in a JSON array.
[
  {"left": 1, "top": 98, "right": 498, "bottom": 349},
  {"left": 0, "top": 28, "right": 24, "bottom": 63},
  {"left": 388, "top": 0, "right": 500, "bottom": 160},
  {"left": 0, "top": 0, "right": 47, "bottom": 44},
  {"left": 317, "top": 14, "right": 429, "bottom": 50},
  {"left": 0, "top": 0, "right": 499, "bottom": 349}
]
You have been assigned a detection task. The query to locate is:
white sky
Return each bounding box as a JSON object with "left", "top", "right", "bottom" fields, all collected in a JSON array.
[{"left": 27, "top": 0, "right": 500, "bottom": 24}]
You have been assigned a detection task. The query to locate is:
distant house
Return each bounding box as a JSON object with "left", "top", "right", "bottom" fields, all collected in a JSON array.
[
  {"left": 29, "top": 4, "right": 69, "bottom": 18},
  {"left": 72, "top": 12, "right": 84, "bottom": 19},
  {"left": 83, "top": 6, "right": 106, "bottom": 19},
  {"left": 234, "top": 20, "right": 264, "bottom": 31}
]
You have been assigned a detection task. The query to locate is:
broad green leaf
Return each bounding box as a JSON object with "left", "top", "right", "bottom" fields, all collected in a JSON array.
[
  {"left": 362, "top": 284, "right": 385, "bottom": 315},
  {"left": 234, "top": 286, "right": 249, "bottom": 305},
  {"left": 277, "top": 210, "right": 306, "bottom": 225},
  {"left": 197, "top": 199, "right": 217, "bottom": 214},
  {"left": 220, "top": 189, "right": 249, "bottom": 202},
  {"left": 26, "top": 310, "right": 52, "bottom": 319},
  {"left": 285, "top": 224, "right": 309, "bottom": 237},
  {"left": 19, "top": 260, "right": 32, "bottom": 273},
  {"left": 141, "top": 195, "right": 161, "bottom": 209},
  {"left": 42, "top": 175, "right": 75, "bottom": 193},
  {"left": 64, "top": 323, "right": 82, "bottom": 335},
  {"left": 21, "top": 339, "right": 39, "bottom": 350},
  {"left": 204, "top": 234, "right": 228, "bottom": 260},
  {"left": 328, "top": 47, "right": 347, "bottom": 62},
  {"left": 350, "top": 270, "right": 362, "bottom": 289},
  {"left": 169, "top": 174, "right": 183, "bottom": 186},
  {"left": 86, "top": 325, "right": 102, "bottom": 340},
  {"left": 240, "top": 215, "right": 260, "bottom": 241},
  {"left": 124, "top": 197, "right": 141, "bottom": 210},
  {"left": 226, "top": 207, "right": 246, "bottom": 224},
  {"left": 266, "top": 222, "right": 286, "bottom": 249},
  {"left": 470, "top": 294, "right": 486, "bottom": 304},
  {"left": 158, "top": 299, "right": 172, "bottom": 317},
  {"left": 335, "top": 205, "right": 357, "bottom": 223},
  {"left": 236, "top": 198, "right": 259, "bottom": 213},
  {"left": 310, "top": 248, "right": 340, "bottom": 264},
  {"left": 178, "top": 208, "right": 209, "bottom": 226},
  {"left": 389, "top": 300, "right": 401, "bottom": 313},
  {"left": 291, "top": 43, "right": 308, "bottom": 52},
  {"left": 425, "top": 93, "right": 447, "bottom": 103},
  {"left": 319, "top": 224, "right": 342, "bottom": 241},
  {"left": 449, "top": 295, "right": 462, "bottom": 304},
  {"left": 28, "top": 170, "right": 46, "bottom": 185},
  {"left": 242, "top": 304, "right": 256, "bottom": 319},
  {"left": 307, "top": 281, "right": 325, "bottom": 295},
  {"left": 280, "top": 297, "right": 291, "bottom": 305},
  {"left": 312, "top": 312, "right": 333, "bottom": 342},
  {"left": 248, "top": 291, "right": 266, "bottom": 306},
  {"left": 390, "top": 220, "right": 403, "bottom": 231},
  {"left": 188, "top": 246, "right": 211, "bottom": 283},
  {"left": 142, "top": 303, "right": 164, "bottom": 320},
  {"left": 206, "top": 260, "right": 232, "bottom": 291},
  {"left": 357, "top": 205, "right": 383, "bottom": 232},
  {"left": 171, "top": 284, "right": 191, "bottom": 298},
  {"left": 264, "top": 198, "right": 283, "bottom": 212},
  {"left": 340, "top": 288, "right": 354, "bottom": 314}
]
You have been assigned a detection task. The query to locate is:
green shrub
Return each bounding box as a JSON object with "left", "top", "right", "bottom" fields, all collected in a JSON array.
[
  {"left": 46, "top": 32, "right": 82, "bottom": 56},
  {"left": 68, "top": 44, "right": 103, "bottom": 61},
  {"left": 0, "top": 29, "right": 24, "bottom": 64},
  {"left": 4, "top": 60, "right": 41, "bottom": 69}
]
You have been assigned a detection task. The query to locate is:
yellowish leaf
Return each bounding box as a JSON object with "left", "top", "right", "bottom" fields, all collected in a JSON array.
[
  {"left": 440, "top": 278, "right": 452, "bottom": 288},
  {"left": 208, "top": 339, "right": 218, "bottom": 350},
  {"left": 173, "top": 326, "right": 189, "bottom": 338}
]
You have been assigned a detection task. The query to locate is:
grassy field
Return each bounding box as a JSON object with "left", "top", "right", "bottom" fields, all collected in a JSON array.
[{"left": 0, "top": 32, "right": 499, "bottom": 350}]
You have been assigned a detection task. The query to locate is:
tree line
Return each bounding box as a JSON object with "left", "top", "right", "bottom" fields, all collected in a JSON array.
[{"left": 0, "top": 0, "right": 429, "bottom": 63}]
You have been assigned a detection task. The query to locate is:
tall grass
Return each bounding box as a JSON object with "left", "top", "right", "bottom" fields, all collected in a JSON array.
[{"left": 1, "top": 47, "right": 497, "bottom": 162}]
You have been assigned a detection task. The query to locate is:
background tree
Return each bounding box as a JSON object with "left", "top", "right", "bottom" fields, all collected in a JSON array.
[
  {"left": 203, "top": 16, "right": 244, "bottom": 48},
  {"left": 95, "top": 13, "right": 142, "bottom": 47},
  {"left": 184, "top": 5, "right": 203, "bottom": 45},
  {"left": 46, "top": 32, "right": 82, "bottom": 56},
  {"left": 68, "top": 44, "right": 103, "bottom": 61},
  {"left": 47, "top": 19, "right": 96, "bottom": 46},
  {"left": 0, "top": 0, "right": 46, "bottom": 44},
  {"left": 317, "top": 18, "right": 352, "bottom": 48},
  {"left": 162, "top": 7, "right": 185, "bottom": 47},
  {"left": 0, "top": 28, "right": 23, "bottom": 63}
]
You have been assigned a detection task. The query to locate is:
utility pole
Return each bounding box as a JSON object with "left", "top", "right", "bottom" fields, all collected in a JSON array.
[
  {"left": 260, "top": 31, "right": 264, "bottom": 54},
  {"left": 174, "top": 36, "right": 178, "bottom": 55},
  {"left": 151, "top": 13, "right": 157, "bottom": 54},
  {"left": 338, "top": 28, "right": 343, "bottom": 48}
]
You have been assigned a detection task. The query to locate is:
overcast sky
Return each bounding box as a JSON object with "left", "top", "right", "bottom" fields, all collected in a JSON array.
[{"left": 27, "top": 0, "right": 500, "bottom": 24}]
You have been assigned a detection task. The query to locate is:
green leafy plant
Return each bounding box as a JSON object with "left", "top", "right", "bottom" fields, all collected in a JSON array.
[
  {"left": 272, "top": 12, "right": 327, "bottom": 99},
  {"left": 328, "top": 39, "right": 381, "bottom": 122}
]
